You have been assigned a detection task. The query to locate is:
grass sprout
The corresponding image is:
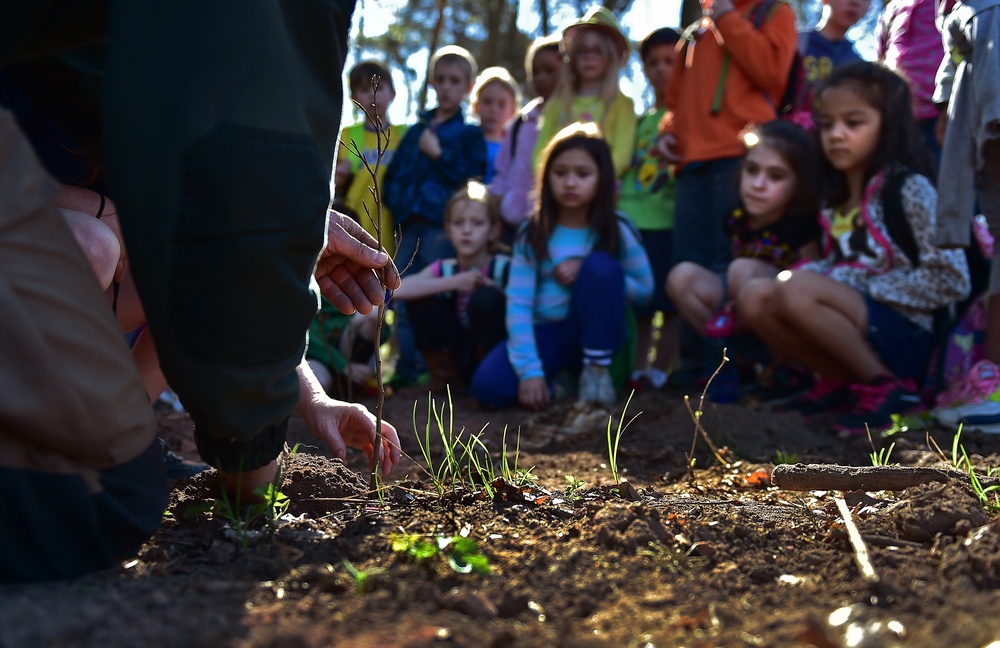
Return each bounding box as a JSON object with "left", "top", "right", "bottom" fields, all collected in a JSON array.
[{"left": 607, "top": 390, "right": 640, "bottom": 484}]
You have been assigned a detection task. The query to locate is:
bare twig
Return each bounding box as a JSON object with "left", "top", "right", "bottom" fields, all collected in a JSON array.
[
  {"left": 683, "top": 347, "right": 732, "bottom": 480},
  {"left": 340, "top": 75, "right": 395, "bottom": 490}
]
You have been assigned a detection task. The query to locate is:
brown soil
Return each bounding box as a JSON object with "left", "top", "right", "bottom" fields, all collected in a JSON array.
[{"left": 4, "top": 389, "right": 1000, "bottom": 647}]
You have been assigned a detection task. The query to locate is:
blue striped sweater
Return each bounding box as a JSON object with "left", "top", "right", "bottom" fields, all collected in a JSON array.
[{"left": 506, "top": 214, "right": 654, "bottom": 381}]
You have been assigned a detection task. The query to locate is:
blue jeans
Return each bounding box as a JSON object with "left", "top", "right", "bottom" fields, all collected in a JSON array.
[
  {"left": 672, "top": 157, "right": 740, "bottom": 272},
  {"left": 470, "top": 251, "right": 627, "bottom": 408}
]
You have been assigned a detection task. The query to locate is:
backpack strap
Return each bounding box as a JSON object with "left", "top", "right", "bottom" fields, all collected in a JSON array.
[
  {"left": 507, "top": 115, "right": 525, "bottom": 159},
  {"left": 490, "top": 255, "right": 512, "bottom": 288},
  {"left": 880, "top": 169, "right": 921, "bottom": 267}
]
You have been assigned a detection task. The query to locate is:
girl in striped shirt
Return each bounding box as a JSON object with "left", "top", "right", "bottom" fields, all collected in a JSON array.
[{"left": 471, "top": 123, "right": 654, "bottom": 410}]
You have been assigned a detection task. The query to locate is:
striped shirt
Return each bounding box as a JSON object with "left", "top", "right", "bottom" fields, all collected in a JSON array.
[{"left": 505, "top": 215, "right": 654, "bottom": 380}]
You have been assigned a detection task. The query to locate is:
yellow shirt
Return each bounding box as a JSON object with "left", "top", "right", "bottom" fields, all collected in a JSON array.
[{"left": 337, "top": 122, "right": 408, "bottom": 256}]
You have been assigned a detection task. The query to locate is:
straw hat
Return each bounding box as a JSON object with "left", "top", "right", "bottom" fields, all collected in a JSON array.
[{"left": 561, "top": 6, "right": 631, "bottom": 65}]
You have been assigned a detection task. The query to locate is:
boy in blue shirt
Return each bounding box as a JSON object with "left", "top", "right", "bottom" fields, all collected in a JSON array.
[
  {"left": 383, "top": 45, "right": 487, "bottom": 385},
  {"left": 800, "top": 0, "right": 871, "bottom": 90}
]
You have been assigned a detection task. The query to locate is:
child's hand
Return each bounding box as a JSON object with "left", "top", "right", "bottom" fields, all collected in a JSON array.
[
  {"left": 452, "top": 269, "right": 493, "bottom": 292},
  {"left": 654, "top": 133, "right": 681, "bottom": 163},
  {"left": 518, "top": 377, "right": 550, "bottom": 411},
  {"left": 419, "top": 128, "right": 442, "bottom": 159},
  {"left": 299, "top": 393, "right": 401, "bottom": 476},
  {"left": 553, "top": 257, "right": 584, "bottom": 286}
]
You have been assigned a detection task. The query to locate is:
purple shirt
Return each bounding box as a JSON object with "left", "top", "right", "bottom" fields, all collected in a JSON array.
[
  {"left": 878, "top": 0, "right": 944, "bottom": 120},
  {"left": 489, "top": 98, "right": 543, "bottom": 229}
]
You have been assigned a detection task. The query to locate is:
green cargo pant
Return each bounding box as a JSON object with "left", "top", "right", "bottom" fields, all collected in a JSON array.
[{"left": 2, "top": 0, "right": 355, "bottom": 471}]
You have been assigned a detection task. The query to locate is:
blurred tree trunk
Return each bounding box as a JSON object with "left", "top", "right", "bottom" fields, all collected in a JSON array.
[
  {"left": 539, "top": 0, "right": 550, "bottom": 35},
  {"left": 419, "top": 0, "right": 448, "bottom": 111}
]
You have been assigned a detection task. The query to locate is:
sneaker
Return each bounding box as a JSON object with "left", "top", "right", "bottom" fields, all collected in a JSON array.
[
  {"left": 778, "top": 376, "right": 851, "bottom": 417},
  {"left": 160, "top": 438, "right": 210, "bottom": 486},
  {"left": 933, "top": 397, "right": 1000, "bottom": 433},
  {"left": 934, "top": 360, "right": 1000, "bottom": 409},
  {"left": 834, "top": 376, "right": 922, "bottom": 436},
  {"left": 578, "top": 365, "right": 616, "bottom": 407},
  {"left": 704, "top": 305, "right": 739, "bottom": 339}
]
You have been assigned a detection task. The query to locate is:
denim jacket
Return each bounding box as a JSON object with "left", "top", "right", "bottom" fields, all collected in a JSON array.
[{"left": 382, "top": 107, "right": 487, "bottom": 226}]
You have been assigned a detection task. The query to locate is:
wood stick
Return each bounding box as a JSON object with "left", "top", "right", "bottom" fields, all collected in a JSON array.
[
  {"left": 771, "top": 463, "right": 965, "bottom": 491},
  {"left": 834, "top": 495, "right": 880, "bottom": 586}
]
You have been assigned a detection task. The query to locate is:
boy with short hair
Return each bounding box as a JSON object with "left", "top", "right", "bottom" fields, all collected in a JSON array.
[
  {"left": 471, "top": 66, "right": 519, "bottom": 184},
  {"left": 383, "top": 45, "right": 488, "bottom": 385},
  {"left": 619, "top": 27, "right": 681, "bottom": 392},
  {"left": 335, "top": 60, "right": 407, "bottom": 256},
  {"left": 800, "top": 0, "right": 872, "bottom": 90}
]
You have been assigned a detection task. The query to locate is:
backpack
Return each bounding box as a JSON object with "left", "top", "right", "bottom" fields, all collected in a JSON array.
[
  {"left": 880, "top": 169, "right": 991, "bottom": 396},
  {"left": 679, "top": 0, "right": 812, "bottom": 122}
]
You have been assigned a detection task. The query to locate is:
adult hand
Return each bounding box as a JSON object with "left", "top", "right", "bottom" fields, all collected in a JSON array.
[
  {"left": 300, "top": 394, "right": 401, "bottom": 476},
  {"left": 518, "top": 377, "right": 550, "bottom": 411},
  {"left": 316, "top": 209, "right": 400, "bottom": 315},
  {"left": 654, "top": 133, "right": 681, "bottom": 164},
  {"left": 553, "top": 257, "right": 583, "bottom": 286},
  {"left": 418, "top": 129, "right": 442, "bottom": 159}
]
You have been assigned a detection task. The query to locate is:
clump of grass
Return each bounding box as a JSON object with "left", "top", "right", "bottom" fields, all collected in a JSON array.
[
  {"left": 607, "top": 391, "right": 640, "bottom": 484},
  {"left": 774, "top": 450, "right": 798, "bottom": 465},
  {"left": 564, "top": 474, "right": 587, "bottom": 501}
]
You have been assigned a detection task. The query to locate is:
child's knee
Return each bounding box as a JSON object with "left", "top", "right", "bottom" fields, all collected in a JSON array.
[{"left": 666, "top": 262, "right": 698, "bottom": 299}]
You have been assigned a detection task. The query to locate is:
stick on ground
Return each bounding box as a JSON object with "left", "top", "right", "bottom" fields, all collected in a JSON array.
[{"left": 771, "top": 464, "right": 967, "bottom": 492}]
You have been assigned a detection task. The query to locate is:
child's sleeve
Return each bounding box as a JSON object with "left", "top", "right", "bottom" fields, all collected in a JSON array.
[
  {"left": 607, "top": 94, "right": 638, "bottom": 177},
  {"left": 436, "top": 123, "right": 488, "bottom": 184},
  {"left": 618, "top": 218, "right": 654, "bottom": 307},
  {"left": 532, "top": 102, "right": 560, "bottom": 172},
  {"left": 306, "top": 303, "right": 351, "bottom": 374},
  {"left": 868, "top": 174, "right": 971, "bottom": 310},
  {"left": 505, "top": 237, "right": 544, "bottom": 381},
  {"left": 715, "top": 3, "right": 797, "bottom": 92},
  {"left": 381, "top": 124, "right": 421, "bottom": 218}
]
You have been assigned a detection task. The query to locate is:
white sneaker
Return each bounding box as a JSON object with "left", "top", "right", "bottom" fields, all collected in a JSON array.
[
  {"left": 578, "top": 365, "right": 616, "bottom": 407},
  {"left": 933, "top": 399, "right": 1000, "bottom": 433}
]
